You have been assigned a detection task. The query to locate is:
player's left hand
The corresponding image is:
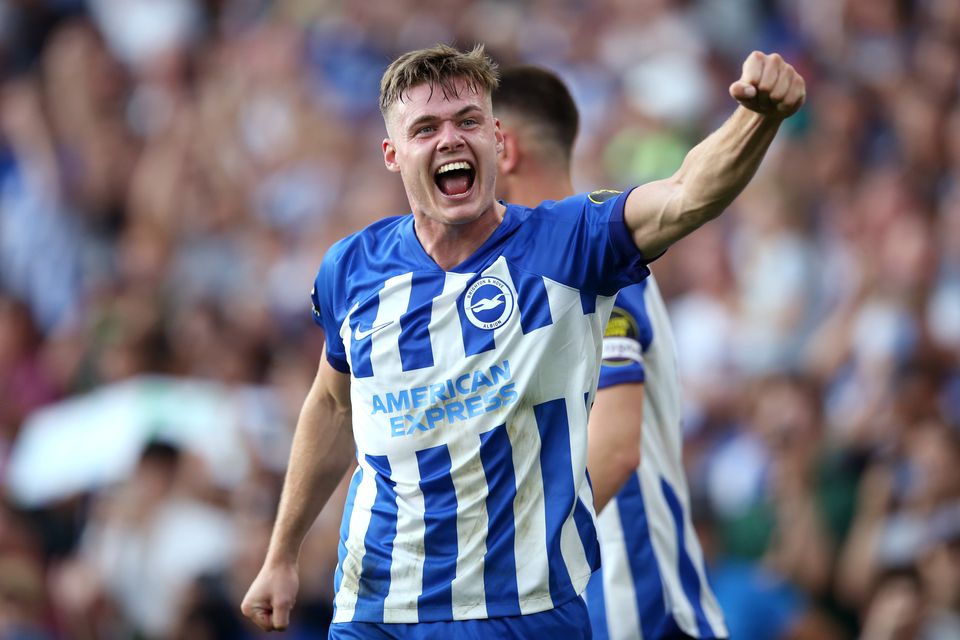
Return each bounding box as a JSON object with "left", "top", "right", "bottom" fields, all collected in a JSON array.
[{"left": 729, "top": 51, "right": 805, "bottom": 119}]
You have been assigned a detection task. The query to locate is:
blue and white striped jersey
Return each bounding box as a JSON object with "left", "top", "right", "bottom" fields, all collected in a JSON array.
[
  {"left": 311, "top": 191, "right": 650, "bottom": 624},
  {"left": 584, "top": 275, "right": 728, "bottom": 639}
]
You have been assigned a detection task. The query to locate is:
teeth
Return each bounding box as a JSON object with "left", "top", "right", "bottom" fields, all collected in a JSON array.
[{"left": 436, "top": 161, "right": 472, "bottom": 175}]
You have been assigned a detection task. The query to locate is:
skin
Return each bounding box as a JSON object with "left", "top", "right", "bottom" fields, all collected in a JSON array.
[
  {"left": 495, "top": 109, "right": 643, "bottom": 512},
  {"left": 583, "top": 384, "right": 645, "bottom": 512},
  {"left": 240, "top": 352, "right": 353, "bottom": 632},
  {"left": 623, "top": 52, "right": 805, "bottom": 257},
  {"left": 240, "top": 50, "right": 805, "bottom": 632},
  {"left": 382, "top": 79, "right": 506, "bottom": 270}
]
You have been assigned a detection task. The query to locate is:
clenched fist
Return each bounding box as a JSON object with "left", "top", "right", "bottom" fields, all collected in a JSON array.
[
  {"left": 240, "top": 562, "right": 299, "bottom": 632},
  {"left": 729, "top": 51, "right": 805, "bottom": 119}
]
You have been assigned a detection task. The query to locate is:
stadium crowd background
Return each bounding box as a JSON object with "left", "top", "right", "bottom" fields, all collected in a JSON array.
[{"left": 0, "top": 0, "right": 958, "bottom": 638}]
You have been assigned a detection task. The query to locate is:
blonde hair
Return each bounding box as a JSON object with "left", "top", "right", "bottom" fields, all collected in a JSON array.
[{"left": 379, "top": 44, "right": 500, "bottom": 115}]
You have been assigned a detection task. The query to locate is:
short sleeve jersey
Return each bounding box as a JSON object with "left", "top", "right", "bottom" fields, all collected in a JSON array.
[
  {"left": 585, "top": 275, "right": 729, "bottom": 639},
  {"left": 310, "top": 190, "right": 649, "bottom": 624}
]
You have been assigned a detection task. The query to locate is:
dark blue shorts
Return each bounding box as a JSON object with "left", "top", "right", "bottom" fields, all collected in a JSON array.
[{"left": 328, "top": 596, "right": 592, "bottom": 639}]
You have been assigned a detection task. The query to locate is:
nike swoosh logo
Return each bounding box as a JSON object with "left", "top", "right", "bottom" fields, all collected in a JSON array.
[{"left": 353, "top": 321, "right": 394, "bottom": 341}]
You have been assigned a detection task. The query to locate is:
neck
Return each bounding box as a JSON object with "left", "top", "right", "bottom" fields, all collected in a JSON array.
[
  {"left": 413, "top": 201, "right": 507, "bottom": 270},
  {"left": 502, "top": 167, "right": 574, "bottom": 208}
]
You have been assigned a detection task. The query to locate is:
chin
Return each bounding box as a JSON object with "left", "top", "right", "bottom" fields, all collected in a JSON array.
[
  {"left": 429, "top": 187, "right": 493, "bottom": 225},
  {"left": 430, "top": 204, "right": 487, "bottom": 226}
]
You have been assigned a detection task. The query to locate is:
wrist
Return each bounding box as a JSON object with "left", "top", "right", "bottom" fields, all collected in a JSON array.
[
  {"left": 736, "top": 105, "right": 786, "bottom": 125},
  {"left": 264, "top": 543, "right": 300, "bottom": 568}
]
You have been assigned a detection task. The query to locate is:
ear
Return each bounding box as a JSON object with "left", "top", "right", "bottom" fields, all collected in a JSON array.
[
  {"left": 383, "top": 138, "right": 400, "bottom": 173},
  {"left": 497, "top": 130, "right": 521, "bottom": 175}
]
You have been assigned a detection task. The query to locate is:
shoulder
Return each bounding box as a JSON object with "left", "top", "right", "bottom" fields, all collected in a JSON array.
[
  {"left": 501, "top": 191, "right": 625, "bottom": 246},
  {"left": 319, "top": 215, "right": 412, "bottom": 285},
  {"left": 519, "top": 190, "right": 626, "bottom": 222},
  {"left": 315, "top": 214, "right": 410, "bottom": 303},
  {"left": 328, "top": 214, "right": 411, "bottom": 261}
]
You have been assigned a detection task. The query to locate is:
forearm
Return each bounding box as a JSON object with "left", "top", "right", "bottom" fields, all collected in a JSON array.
[
  {"left": 675, "top": 108, "right": 780, "bottom": 222},
  {"left": 266, "top": 386, "right": 354, "bottom": 565},
  {"left": 587, "top": 383, "right": 643, "bottom": 513},
  {"left": 588, "top": 443, "right": 638, "bottom": 514},
  {"left": 631, "top": 107, "right": 782, "bottom": 257},
  {"left": 625, "top": 51, "right": 805, "bottom": 257}
]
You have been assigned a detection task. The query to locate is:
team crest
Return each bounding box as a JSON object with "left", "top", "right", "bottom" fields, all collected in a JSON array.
[{"left": 464, "top": 276, "right": 515, "bottom": 330}]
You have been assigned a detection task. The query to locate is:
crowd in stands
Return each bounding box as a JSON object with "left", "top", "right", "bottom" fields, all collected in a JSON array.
[{"left": 1, "top": 1, "right": 958, "bottom": 638}]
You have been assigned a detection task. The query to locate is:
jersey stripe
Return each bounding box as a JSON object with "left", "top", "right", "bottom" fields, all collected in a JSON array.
[
  {"left": 618, "top": 474, "right": 671, "bottom": 639},
  {"left": 662, "top": 478, "right": 714, "bottom": 637},
  {"left": 508, "top": 407, "right": 551, "bottom": 613},
  {"left": 580, "top": 292, "right": 597, "bottom": 315},
  {"left": 416, "top": 444, "right": 458, "bottom": 619},
  {"left": 448, "top": 433, "right": 490, "bottom": 619},
  {"left": 573, "top": 497, "right": 600, "bottom": 572},
  {"left": 399, "top": 272, "right": 445, "bottom": 372},
  {"left": 381, "top": 453, "right": 426, "bottom": 623},
  {"left": 354, "top": 455, "right": 399, "bottom": 620},
  {"left": 479, "top": 423, "right": 522, "bottom": 617},
  {"left": 686, "top": 517, "right": 727, "bottom": 635},
  {"left": 534, "top": 398, "right": 577, "bottom": 604},
  {"left": 368, "top": 273, "right": 412, "bottom": 379},
  {"left": 642, "top": 468, "right": 697, "bottom": 635},
  {"left": 594, "top": 504, "right": 643, "bottom": 639},
  {"left": 507, "top": 263, "right": 554, "bottom": 334},
  {"left": 347, "top": 288, "right": 383, "bottom": 379},
  {"left": 334, "top": 467, "right": 363, "bottom": 600},
  {"left": 333, "top": 459, "right": 380, "bottom": 622},
  {"left": 584, "top": 570, "right": 609, "bottom": 640},
  {"left": 457, "top": 274, "right": 497, "bottom": 356}
]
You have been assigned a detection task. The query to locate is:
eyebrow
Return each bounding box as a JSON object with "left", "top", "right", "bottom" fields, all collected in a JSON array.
[{"left": 407, "top": 105, "right": 484, "bottom": 133}]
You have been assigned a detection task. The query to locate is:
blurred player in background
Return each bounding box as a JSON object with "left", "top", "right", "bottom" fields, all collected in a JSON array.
[
  {"left": 494, "top": 65, "right": 729, "bottom": 640},
  {"left": 241, "top": 44, "right": 803, "bottom": 637}
]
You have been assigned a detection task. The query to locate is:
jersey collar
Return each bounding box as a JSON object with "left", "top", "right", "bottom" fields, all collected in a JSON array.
[{"left": 401, "top": 202, "right": 522, "bottom": 273}]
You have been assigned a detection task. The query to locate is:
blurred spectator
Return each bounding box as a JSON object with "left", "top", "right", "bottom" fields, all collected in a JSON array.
[
  {"left": 0, "top": 297, "right": 60, "bottom": 454},
  {"left": 51, "top": 441, "right": 235, "bottom": 638},
  {"left": 918, "top": 505, "right": 960, "bottom": 638},
  {"left": 858, "top": 566, "right": 925, "bottom": 640}
]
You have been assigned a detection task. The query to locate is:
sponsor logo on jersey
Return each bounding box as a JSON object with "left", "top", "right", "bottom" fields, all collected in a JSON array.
[
  {"left": 588, "top": 189, "right": 623, "bottom": 204},
  {"left": 370, "top": 360, "right": 518, "bottom": 437},
  {"left": 602, "top": 306, "right": 643, "bottom": 366},
  {"left": 464, "top": 276, "right": 515, "bottom": 330}
]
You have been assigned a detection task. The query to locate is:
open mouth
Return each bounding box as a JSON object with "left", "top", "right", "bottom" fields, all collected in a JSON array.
[{"left": 434, "top": 160, "right": 475, "bottom": 198}]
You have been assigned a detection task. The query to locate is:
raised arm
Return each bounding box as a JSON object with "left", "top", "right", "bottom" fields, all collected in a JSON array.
[
  {"left": 625, "top": 51, "right": 805, "bottom": 257},
  {"left": 241, "top": 353, "right": 354, "bottom": 632}
]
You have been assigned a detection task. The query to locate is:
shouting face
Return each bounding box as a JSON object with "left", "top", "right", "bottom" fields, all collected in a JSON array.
[{"left": 382, "top": 77, "right": 504, "bottom": 227}]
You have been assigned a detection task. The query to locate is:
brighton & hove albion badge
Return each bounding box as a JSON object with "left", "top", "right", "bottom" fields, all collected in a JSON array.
[{"left": 464, "top": 276, "right": 515, "bottom": 330}]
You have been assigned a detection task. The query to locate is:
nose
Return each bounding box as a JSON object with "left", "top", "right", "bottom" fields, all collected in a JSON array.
[{"left": 437, "top": 122, "right": 465, "bottom": 153}]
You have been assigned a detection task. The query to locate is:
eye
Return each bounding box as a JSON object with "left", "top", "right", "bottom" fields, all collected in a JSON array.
[
  {"left": 415, "top": 125, "right": 435, "bottom": 136},
  {"left": 461, "top": 118, "right": 479, "bottom": 128}
]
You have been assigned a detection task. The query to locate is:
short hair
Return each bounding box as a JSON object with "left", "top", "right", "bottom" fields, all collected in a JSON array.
[
  {"left": 379, "top": 43, "right": 500, "bottom": 116},
  {"left": 493, "top": 65, "right": 579, "bottom": 159}
]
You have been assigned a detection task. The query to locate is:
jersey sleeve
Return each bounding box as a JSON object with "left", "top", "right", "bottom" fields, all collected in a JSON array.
[
  {"left": 597, "top": 283, "right": 652, "bottom": 390},
  {"left": 518, "top": 189, "right": 653, "bottom": 296},
  {"left": 311, "top": 248, "right": 350, "bottom": 373}
]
